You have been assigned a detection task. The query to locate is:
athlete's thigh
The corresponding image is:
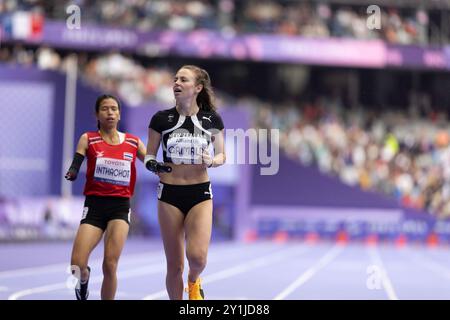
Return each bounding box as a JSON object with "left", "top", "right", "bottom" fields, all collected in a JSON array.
[
  {"left": 103, "top": 219, "right": 129, "bottom": 259},
  {"left": 184, "top": 200, "right": 213, "bottom": 256},
  {"left": 158, "top": 201, "right": 185, "bottom": 263},
  {"left": 71, "top": 223, "right": 104, "bottom": 262}
]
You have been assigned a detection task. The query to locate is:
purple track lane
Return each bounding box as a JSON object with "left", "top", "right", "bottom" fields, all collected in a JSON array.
[{"left": 1, "top": 238, "right": 450, "bottom": 300}]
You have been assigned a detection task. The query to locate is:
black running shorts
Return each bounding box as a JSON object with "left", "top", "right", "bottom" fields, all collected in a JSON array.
[
  {"left": 157, "top": 181, "right": 212, "bottom": 215},
  {"left": 81, "top": 195, "right": 131, "bottom": 231}
]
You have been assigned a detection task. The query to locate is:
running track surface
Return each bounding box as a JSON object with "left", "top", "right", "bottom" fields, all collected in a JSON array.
[{"left": 1, "top": 238, "right": 450, "bottom": 300}]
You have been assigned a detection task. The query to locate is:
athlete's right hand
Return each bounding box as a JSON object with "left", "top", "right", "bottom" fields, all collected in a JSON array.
[
  {"left": 157, "top": 163, "right": 172, "bottom": 173},
  {"left": 145, "top": 159, "right": 172, "bottom": 174},
  {"left": 65, "top": 170, "right": 77, "bottom": 181}
]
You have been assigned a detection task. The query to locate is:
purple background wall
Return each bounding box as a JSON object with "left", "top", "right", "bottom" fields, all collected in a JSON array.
[
  {"left": 0, "top": 65, "right": 66, "bottom": 195},
  {"left": 251, "top": 152, "right": 398, "bottom": 208}
]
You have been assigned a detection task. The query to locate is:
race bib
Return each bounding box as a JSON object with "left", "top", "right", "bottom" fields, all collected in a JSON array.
[
  {"left": 167, "top": 135, "right": 208, "bottom": 164},
  {"left": 94, "top": 157, "right": 131, "bottom": 186}
]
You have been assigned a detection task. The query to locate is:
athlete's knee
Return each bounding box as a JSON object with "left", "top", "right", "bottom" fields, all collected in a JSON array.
[
  {"left": 71, "top": 255, "right": 88, "bottom": 272},
  {"left": 187, "top": 251, "right": 207, "bottom": 270},
  {"left": 102, "top": 256, "right": 119, "bottom": 276},
  {"left": 166, "top": 260, "right": 184, "bottom": 277}
]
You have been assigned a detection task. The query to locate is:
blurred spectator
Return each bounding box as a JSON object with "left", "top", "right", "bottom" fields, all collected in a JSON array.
[{"left": 36, "top": 46, "right": 60, "bottom": 70}]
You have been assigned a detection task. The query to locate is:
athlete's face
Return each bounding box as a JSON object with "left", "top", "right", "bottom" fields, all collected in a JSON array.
[
  {"left": 96, "top": 98, "right": 120, "bottom": 128},
  {"left": 173, "top": 68, "right": 203, "bottom": 102}
]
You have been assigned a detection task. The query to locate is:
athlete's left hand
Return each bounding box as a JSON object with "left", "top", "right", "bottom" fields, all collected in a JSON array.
[{"left": 202, "top": 149, "right": 213, "bottom": 169}]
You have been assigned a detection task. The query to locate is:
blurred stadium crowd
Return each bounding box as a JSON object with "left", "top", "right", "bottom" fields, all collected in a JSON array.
[
  {"left": 1, "top": 0, "right": 447, "bottom": 45},
  {"left": 254, "top": 95, "right": 450, "bottom": 219}
]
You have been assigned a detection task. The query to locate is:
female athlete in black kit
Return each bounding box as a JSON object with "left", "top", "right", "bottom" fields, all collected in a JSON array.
[{"left": 145, "top": 65, "right": 226, "bottom": 300}]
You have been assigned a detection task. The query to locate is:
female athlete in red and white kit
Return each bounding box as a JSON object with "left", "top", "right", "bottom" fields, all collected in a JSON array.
[{"left": 65, "top": 94, "right": 146, "bottom": 300}]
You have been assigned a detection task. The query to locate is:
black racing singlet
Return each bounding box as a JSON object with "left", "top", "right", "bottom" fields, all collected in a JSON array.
[{"left": 149, "top": 107, "right": 224, "bottom": 164}]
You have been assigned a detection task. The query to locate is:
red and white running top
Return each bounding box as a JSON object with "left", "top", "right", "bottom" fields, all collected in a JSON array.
[{"left": 84, "top": 131, "right": 139, "bottom": 198}]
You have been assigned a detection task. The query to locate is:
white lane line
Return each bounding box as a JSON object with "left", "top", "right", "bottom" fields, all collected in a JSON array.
[
  {"left": 0, "top": 241, "right": 263, "bottom": 279},
  {"left": 74, "top": 290, "right": 142, "bottom": 299},
  {"left": 142, "top": 245, "right": 311, "bottom": 300},
  {"left": 8, "top": 262, "right": 166, "bottom": 300},
  {"left": 0, "top": 251, "right": 163, "bottom": 279},
  {"left": 8, "top": 283, "right": 69, "bottom": 300},
  {"left": 367, "top": 246, "right": 398, "bottom": 300},
  {"left": 6, "top": 242, "right": 277, "bottom": 300},
  {"left": 403, "top": 248, "right": 450, "bottom": 281},
  {"left": 202, "top": 296, "right": 248, "bottom": 300},
  {"left": 273, "top": 243, "right": 344, "bottom": 300}
]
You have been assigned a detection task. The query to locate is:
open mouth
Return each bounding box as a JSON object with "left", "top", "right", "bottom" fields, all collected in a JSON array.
[{"left": 174, "top": 88, "right": 182, "bottom": 93}]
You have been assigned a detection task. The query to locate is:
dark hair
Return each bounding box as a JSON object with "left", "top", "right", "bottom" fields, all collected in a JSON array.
[
  {"left": 95, "top": 94, "right": 121, "bottom": 129},
  {"left": 180, "top": 65, "right": 217, "bottom": 112}
]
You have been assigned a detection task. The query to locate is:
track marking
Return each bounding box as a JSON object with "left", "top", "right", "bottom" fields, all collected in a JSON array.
[
  {"left": 142, "top": 245, "right": 311, "bottom": 300},
  {"left": 273, "top": 243, "right": 344, "bottom": 300},
  {"left": 367, "top": 246, "right": 398, "bottom": 300}
]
